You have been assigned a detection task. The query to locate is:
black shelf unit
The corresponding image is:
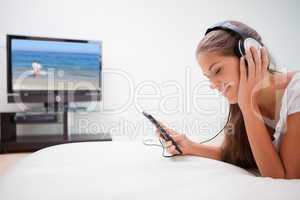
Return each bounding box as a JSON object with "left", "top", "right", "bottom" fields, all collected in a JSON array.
[{"left": 0, "top": 112, "right": 112, "bottom": 153}]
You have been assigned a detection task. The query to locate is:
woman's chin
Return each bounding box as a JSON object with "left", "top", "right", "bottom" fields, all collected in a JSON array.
[
  {"left": 227, "top": 95, "right": 238, "bottom": 104},
  {"left": 229, "top": 100, "right": 238, "bottom": 104}
]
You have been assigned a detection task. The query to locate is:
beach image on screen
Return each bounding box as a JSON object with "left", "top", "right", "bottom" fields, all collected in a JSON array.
[{"left": 11, "top": 38, "right": 101, "bottom": 91}]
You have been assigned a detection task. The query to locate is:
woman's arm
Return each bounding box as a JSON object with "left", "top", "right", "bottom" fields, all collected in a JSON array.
[
  {"left": 279, "top": 112, "right": 300, "bottom": 179},
  {"left": 241, "top": 105, "right": 285, "bottom": 178},
  {"left": 238, "top": 47, "right": 286, "bottom": 178},
  {"left": 188, "top": 142, "right": 222, "bottom": 160},
  {"left": 242, "top": 105, "right": 300, "bottom": 179},
  {"left": 159, "top": 128, "right": 222, "bottom": 161}
]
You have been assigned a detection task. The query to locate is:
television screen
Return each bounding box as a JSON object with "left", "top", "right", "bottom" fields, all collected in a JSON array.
[{"left": 9, "top": 36, "right": 101, "bottom": 92}]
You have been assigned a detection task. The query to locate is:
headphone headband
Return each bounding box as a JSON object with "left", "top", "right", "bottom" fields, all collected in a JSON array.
[
  {"left": 205, "top": 21, "right": 248, "bottom": 39},
  {"left": 204, "top": 21, "right": 264, "bottom": 57}
]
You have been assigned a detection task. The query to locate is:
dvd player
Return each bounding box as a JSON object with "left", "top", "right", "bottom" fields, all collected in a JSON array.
[{"left": 15, "top": 113, "right": 58, "bottom": 124}]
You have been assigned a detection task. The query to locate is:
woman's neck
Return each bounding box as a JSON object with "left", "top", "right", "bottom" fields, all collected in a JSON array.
[{"left": 256, "top": 71, "right": 294, "bottom": 121}]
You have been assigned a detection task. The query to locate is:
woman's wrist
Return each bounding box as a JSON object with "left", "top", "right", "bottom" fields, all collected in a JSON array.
[
  {"left": 186, "top": 141, "right": 201, "bottom": 156},
  {"left": 185, "top": 141, "right": 222, "bottom": 160},
  {"left": 240, "top": 99, "right": 260, "bottom": 113},
  {"left": 240, "top": 102, "right": 263, "bottom": 120}
]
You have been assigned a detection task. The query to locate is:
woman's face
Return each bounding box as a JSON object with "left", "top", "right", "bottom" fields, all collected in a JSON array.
[{"left": 197, "top": 52, "right": 240, "bottom": 104}]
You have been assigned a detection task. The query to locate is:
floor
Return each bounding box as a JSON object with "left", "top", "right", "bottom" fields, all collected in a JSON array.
[{"left": 0, "top": 153, "right": 30, "bottom": 175}]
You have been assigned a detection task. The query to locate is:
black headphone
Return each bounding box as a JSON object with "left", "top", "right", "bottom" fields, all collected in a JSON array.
[{"left": 205, "top": 21, "right": 263, "bottom": 57}]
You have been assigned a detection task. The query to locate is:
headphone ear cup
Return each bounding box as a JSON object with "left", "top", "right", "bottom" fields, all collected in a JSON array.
[
  {"left": 238, "top": 39, "right": 246, "bottom": 57},
  {"left": 236, "top": 38, "right": 263, "bottom": 58},
  {"left": 243, "top": 38, "right": 263, "bottom": 52},
  {"left": 233, "top": 39, "right": 245, "bottom": 58}
]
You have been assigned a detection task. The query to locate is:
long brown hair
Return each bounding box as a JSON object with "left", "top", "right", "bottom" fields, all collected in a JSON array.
[{"left": 196, "top": 21, "right": 280, "bottom": 169}]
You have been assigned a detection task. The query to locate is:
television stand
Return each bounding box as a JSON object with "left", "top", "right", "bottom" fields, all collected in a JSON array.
[{"left": 0, "top": 107, "right": 112, "bottom": 153}]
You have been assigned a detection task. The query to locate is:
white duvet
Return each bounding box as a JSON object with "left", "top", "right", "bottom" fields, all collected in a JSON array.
[{"left": 0, "top": 141, "right": 299, "bottom": 200}]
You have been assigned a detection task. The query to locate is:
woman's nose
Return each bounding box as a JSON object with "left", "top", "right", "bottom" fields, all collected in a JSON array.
[
  {"left": 209, "top": 82, "right": 217, "bottom": 90},
  {"left": 209, "top": 81, "right": 220, "bottom": 90}
]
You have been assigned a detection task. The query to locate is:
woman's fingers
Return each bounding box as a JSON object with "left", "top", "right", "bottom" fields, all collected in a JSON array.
[
  {"left": 156, "top": 127, "right": 176, "bottom": 138},
  {"left": 166, "top": 145, "right": 179, "bottom": 154},
  {"left": 170, "top": 134, "right": 184, "bottom": 142},
  {"left": 250, "top": 46, "right": 261, "bottom": 79},
  {"left": 240, "top": 56, "right": 247, "bottom": 82},
  {"left": 261, "top": 47, "right": 268, "bottom": 75},
  {"left": 245, "top": 47, "right": 255, "bottom": 81},
  {"left": 157, "top": 130, "right": 182, "bottom": 144},
  {"left": 165, "top": 128, "right": 177, "bottom": 136},
  {"left": 165, "top": 141, "right": 172, "bottom": 147},
  {"left": 157, "top": 121, "right": 177, "bottom": 135}
]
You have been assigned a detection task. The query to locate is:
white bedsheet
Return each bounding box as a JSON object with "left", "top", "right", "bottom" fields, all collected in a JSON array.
[{"left": 0, "top": 141, "right": 299, "bottom": 200}]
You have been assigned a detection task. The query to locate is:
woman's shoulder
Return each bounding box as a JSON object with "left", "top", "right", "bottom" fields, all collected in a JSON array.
[
  {"left": 288, "top": 71, "right": 300, "bottom": 87},
  {"left": 274, "top": 71, "right": 300, "bottom": 90},
  {"left": 280, "top": 71, "right": 300, "bottom": 115}
]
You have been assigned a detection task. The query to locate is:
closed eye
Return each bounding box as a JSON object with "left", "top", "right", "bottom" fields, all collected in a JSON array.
[{"left": 215, "top": 67, "right": 221, "bottom": 75}]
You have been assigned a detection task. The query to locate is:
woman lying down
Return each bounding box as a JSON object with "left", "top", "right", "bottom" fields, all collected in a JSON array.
[{"left": 156, "top": 20, "right": 300, "bottom": 179}]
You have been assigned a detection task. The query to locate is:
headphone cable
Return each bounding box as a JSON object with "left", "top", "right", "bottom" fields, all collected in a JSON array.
[{"left": 143, "top": 112, "right": 230, "bottom": 157}]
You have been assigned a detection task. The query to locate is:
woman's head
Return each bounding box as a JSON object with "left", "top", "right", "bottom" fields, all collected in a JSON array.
[
  {"left": 196, "top": 20, "right": 271, "bottom": 104},
  {"left": 195, "top": 21, "right": 279, "bottom": 169}
]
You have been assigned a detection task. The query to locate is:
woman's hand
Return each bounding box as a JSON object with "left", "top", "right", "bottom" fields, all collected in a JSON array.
[
  {"left": 155, "top": 123, "right": 195, "bottom": 155},
  {"left": 237, "top": 46, "right": 269, "bottom": 112}
]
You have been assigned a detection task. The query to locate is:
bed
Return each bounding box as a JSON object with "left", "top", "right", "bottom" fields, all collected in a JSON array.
[{"left": 0, "top": 140, "right": 299, "bottom": 200}]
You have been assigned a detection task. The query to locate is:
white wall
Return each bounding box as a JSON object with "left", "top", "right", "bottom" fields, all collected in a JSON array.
[{"left": 0, "top": 0, "right": 299, "bottom": 141}]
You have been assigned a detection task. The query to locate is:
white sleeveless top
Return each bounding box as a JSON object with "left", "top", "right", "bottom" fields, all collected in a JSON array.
[{"left": 266, "top": 71, "right": 300, "bottom": 151}]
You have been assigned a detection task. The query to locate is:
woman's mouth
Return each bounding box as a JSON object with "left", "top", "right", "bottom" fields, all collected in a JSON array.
[{"left": 220, "top": 82, "right": 233, "bottom": 96}]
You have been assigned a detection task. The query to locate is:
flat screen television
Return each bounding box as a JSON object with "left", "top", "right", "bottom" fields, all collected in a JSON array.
[{"left": 6, "top": 35, "right": 102, "bottom": 104}]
